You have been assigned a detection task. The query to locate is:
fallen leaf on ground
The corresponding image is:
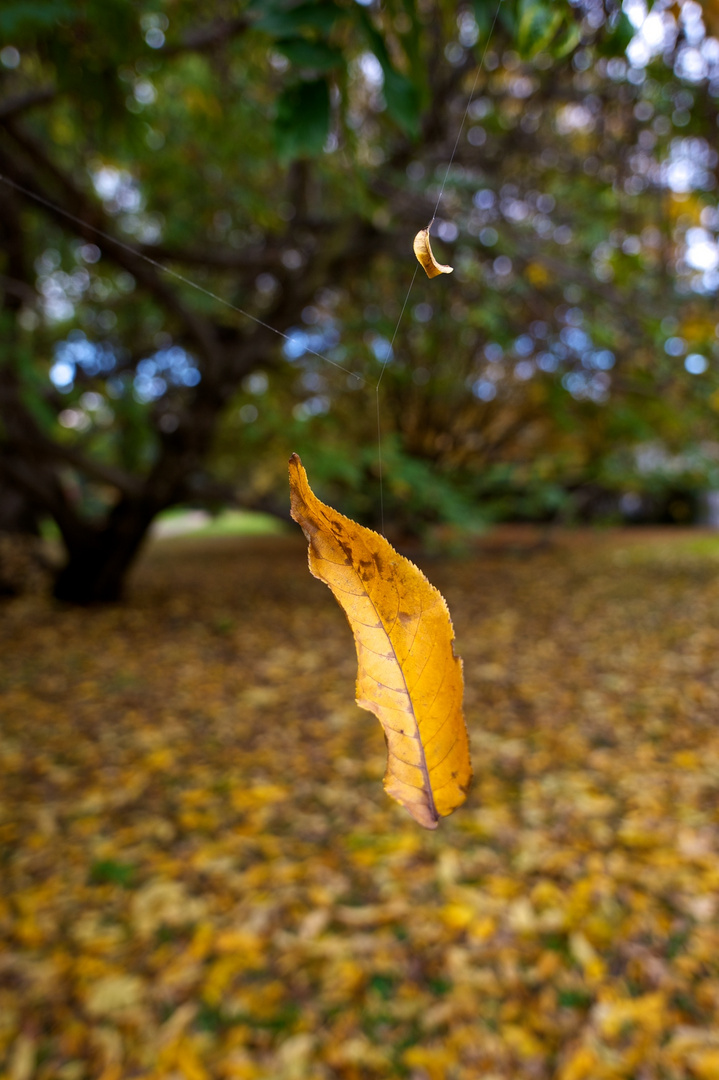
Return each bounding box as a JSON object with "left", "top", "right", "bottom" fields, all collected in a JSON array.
[{"left": 288, "top": 453, "right": 472, "bottom": 828}]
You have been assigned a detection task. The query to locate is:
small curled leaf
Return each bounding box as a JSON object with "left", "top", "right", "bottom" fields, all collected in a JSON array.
[{"left": 413, "top": 228, "right": 453, "bottom": 279}]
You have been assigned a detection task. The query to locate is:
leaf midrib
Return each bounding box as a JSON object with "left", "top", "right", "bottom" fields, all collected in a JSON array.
[{"left": 354, "top": 554, "right": 438, "bottom": 823}]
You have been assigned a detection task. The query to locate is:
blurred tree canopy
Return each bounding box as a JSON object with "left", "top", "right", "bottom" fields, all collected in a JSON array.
[{"left": 1, "top": 0, "right": 719, "bottom": 602}]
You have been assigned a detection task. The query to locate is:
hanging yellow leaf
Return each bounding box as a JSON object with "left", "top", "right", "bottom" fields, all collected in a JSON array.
[
  {"left": 413, "top": 227, "right": 453, "bottom": 278},
  {"left": 288, "top": 453, "right": 472, "bottom": 829}
]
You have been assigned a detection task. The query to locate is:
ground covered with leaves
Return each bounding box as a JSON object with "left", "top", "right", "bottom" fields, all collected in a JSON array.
[{"left": 2, "top": 529, "right": 719, "bottom": 1080}]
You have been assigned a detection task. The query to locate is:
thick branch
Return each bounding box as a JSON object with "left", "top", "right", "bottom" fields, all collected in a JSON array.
[
  {"left": 39, "top": 440, "right": 142, "bottom": 497},
  {"left": 0, "top": 125, "right": 220, "bottom": 365},
  {"left": 0, "top": 272, "right": 37, "bottom": 305},
  {"left": 162, "top": 16, "right": 250, "bottom": 56},
  {"left": 0, "top": 453, "right": 86, "bottom": 546},
  {"left": 0, "top": 86, "right": 55, "bottom": 122},
  {"left": 137, "top": 225, "right": 333, "bottom": 272}
]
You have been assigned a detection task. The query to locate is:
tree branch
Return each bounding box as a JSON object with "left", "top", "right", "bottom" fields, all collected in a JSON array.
[
  {"left": 0, "top": 86, "right": 55, "bottom": 122},
  {"left": 37, "top": 439, "right": 143, "bottom": 497},
  {"left": 0, "top": 124, "right": 221, "bottom": 365},
  {"left": 0, "top": 272, "right": 37, "bottom": 305},
  {"left": 162, "top": 16, "right": 250, "bottom": 57},
  {"left": 0, "top": 452, "right": 86, "bottom": 547}
]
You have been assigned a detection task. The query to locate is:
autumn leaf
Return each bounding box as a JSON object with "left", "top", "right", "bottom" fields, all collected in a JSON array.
[
  {"left": 413, "top": 228, "right": 453, "bottom": 279},
  {"left": 288, "top": 453, "right": 472, "bottom": 828}
]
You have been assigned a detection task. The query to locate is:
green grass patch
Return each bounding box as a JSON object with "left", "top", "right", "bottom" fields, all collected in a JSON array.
[
  {"left": 153, "top": 508, "right": 287, "bottom": 539},
  {"left": 89, "top": 859, "right": 136, "bottom": 888}
]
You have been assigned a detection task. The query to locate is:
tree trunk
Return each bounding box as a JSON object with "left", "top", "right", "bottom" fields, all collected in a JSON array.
[
  {"left": 52, "top": 501, "right": 155, "bottom": 604},
  {"left": 0, "top": 478, "right": 41, "bottom": 535}
]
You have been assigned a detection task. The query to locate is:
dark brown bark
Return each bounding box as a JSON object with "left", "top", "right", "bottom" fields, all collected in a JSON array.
[
  {"left": 0, "top": 478, "right": 41, "bottom": 535},
  {"left": 52, "top": 500, "right": 155, "bottom": 604}
]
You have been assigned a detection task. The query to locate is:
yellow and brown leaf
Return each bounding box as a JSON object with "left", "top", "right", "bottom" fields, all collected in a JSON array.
[{"left": 289, "top": 453, "right": 472, "bottom": 828}]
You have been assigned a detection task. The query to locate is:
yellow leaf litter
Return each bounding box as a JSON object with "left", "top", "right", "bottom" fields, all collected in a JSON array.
[{"left": 1, "top": 528, "right": 719, "bottom": 1078}]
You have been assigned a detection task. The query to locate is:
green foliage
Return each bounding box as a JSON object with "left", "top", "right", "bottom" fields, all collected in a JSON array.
[
  {"left": 596, "top": 12, "right": 636, "bottom": 56},
  {"left": 275, "top": 77, "right": 331, "bottom": 160},
  {"left": 0, "top": 0, "right": 76, "bottom": 35},
  {"left": 275, "top": 38, "right": 344, "bottom": 70},
  {"left": 355, "top": 8, "right": 422, "bottom": 137},
  {"left": 516, "top": 0, "right": 567, "bottom": 58},
  {"left": 253, "top": 0, "right": 343, "bottom": 37}
]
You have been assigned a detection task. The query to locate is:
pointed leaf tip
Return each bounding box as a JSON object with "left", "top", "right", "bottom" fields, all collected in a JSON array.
[{"left": 288, "top": 457, "right": 472, "bottom": 828}]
